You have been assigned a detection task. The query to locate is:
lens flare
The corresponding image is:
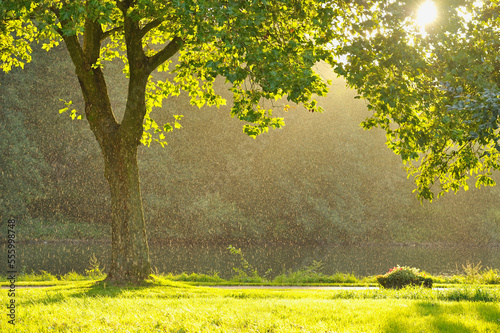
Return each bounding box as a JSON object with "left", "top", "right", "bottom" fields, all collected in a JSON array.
[{"left": 417, "top": 0, "right": 438, "bottom": 27}]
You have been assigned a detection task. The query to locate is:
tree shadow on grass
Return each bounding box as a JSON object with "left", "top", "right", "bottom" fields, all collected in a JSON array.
[
  {"left": 472, "top": 302, "right": 500, "bottom": 328},
  {"left": 20, "top": 278, "right": 198, "bottom": 306},
  {"left": 382, "top": 300, "right": 500, "bottom": 333}
]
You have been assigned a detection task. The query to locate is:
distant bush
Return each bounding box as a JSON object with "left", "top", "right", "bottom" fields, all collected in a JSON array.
[
  {"left": 60, "top": 271, "right": 92, "bottom": 281},
  {"left": 20, "top": 270, "right": 59, "bottom": 282},
  {"left": 462, "top": 261, "right": 483, "bottom": 284},
  {"left": 84, "top": 254, "right": 106, "bottom": 280},
  {"left": 377, "top": 266, "right": 432, "bottom": 289},
  {"left": 168, "top": 272, "right": 224, "bottom": 283},
  {"left": 0, "top": 110, "right": 50, "bottom": 223},
  {"left": 459, "top": 261, "right": 500, "bottom": 285},
  {"left": 481, "top": 268, "right": 500, "bottom": 284},
  {"left": 227, "top": 245, "right": 270, "bottom": 283}
]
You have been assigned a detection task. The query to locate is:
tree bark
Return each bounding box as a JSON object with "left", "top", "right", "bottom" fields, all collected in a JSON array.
[
  {"left": 103, "top": 134, "right": 151, "bottom": 283},
  {"left": 80, "top": 72, "right": 152, "bottom": 283},
  {"left": 103, "top": 58, "right": 152, "bottom": 283}
]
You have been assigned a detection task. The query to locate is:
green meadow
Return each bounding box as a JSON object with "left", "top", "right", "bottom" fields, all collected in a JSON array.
[
  {"left": 1, "top": 250, "right": 499, "bottom": 332},
  {"left": 1, "top": 274, "right": 500, "bottom": 333}
]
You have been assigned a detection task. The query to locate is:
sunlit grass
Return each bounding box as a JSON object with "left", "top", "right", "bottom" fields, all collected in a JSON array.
[{"left": 1, "top": 281, "right": 499, "bottom": 332}]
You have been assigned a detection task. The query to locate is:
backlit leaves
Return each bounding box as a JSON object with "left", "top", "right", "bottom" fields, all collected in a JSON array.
[
  {"left": 6, "top": 0, "right": 498, "bottom": 201},
  {"left": 1, "top": 0, "right": 345, "bottom": 145},
  {"left": 336, "top": 0, "right": 500, "bottom": 200},
  {"left": 58, "top": 99, "right": 82, "bottom": 120}
]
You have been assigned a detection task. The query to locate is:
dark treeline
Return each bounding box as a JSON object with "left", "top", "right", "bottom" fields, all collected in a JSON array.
[{"left": 2, "top": 45, "right": 500, "bottom": 245}]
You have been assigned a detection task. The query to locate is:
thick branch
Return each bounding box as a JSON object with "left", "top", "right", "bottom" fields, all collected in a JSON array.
[
  {"left": 138, "top": 19, "right": 164, "bottom": 40},
  {"left": 51, "top": 7, "right": 85, "bottom": 68},
  {"left": 51, "top": 6, "right": 118, "bottom": 146},
  {"left": 115, "top": 0, "right": 135, "bottom": 13},
  {"left": 101, "top": 25, "right": 124, "bottom": 41},
  {"left": 83, "top": 18, "right": 103, "bottom": 64},
  {"left": 121, "top": 6, "right": 146, "bottom": 66},
  {"left": 146, "top": 37, "right": 183, "bottom": 73},
  {"left": 120, "top": 73, "right": 149, "bottom": 146}
]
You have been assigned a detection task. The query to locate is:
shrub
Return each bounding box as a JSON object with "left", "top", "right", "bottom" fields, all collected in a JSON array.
[
  {"left": 170, "top": 272, "right": 225, "bottom": 283},
  {"left": 85, "top": 254, "right": 106, "bottom": 280},
  {"left": 273, "top": 261, "right": 325, "bottom": 284},
  {"left": 60, "top": 271, "right": 89, "bottom": 281},
  {"left": 20, "top": 270, "right": 58, "bottom": 282},
  {"left": 376, "top": 265, "right": 432, "bottom": 289},
  {"left": 462, "top": 261, "right": 483, "bottom": 284},
  {"left": 481, "top": 268, "right": 500, "bottom": 284},
  {"left": 227, "top": 245, "right": 268, "bottom": 283}
]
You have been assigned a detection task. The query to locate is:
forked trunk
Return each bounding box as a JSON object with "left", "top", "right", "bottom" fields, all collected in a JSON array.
[
  {"left": 71, "top": 66, "right": 152, "bottom": 283},
  {"left": 59, "top": 12, "right": 174, "bottom": 283},
  {"left": 76, "top": 67, "right": 152, "bottom": 283}
]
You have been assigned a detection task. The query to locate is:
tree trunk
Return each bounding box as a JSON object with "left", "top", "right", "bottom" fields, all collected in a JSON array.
[
  {"left": 57, "top": 8, "right": 181, "bottom": 284},
  {"left": 102, "top": 134, "right": 151, "bottom": 283},
  {"left": 68, "top": 55, "right": 152, "bottom": 283},
  {"left": 70, "top": 65, "right": 152, "bottom": 283}
]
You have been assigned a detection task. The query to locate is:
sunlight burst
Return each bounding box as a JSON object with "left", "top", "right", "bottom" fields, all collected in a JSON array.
[{"left": 416, "top": 0, "right": 438, "bottom": 27}]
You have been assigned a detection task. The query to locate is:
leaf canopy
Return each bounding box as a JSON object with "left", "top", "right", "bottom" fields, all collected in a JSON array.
[
  {"left": 1, "top": 0, "right": 353, "bottom": 143},
  {"left": 2, "top": 0, "right": 499, "bottom": 200},
  {"left": 334, "top": 0, "right": 500, "bottom": 200}
]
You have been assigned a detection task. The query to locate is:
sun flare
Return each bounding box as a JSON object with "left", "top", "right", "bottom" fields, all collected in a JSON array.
[{"left": 416, "top": 0, "right": 438, "bottom": 27}]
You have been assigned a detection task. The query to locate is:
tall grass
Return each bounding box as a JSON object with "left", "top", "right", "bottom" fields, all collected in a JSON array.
[
  {"left": 0, "top": 254, "right": 107, "bottom": 283},
  {"left": 273, "top": 260, "right": 361, "bottom": 284},
  {"left": 1, "top": 256, "right": 499, "bottom": 287},
  {"left": 0, "top": 247, "right": 498, "bottom": 288}
]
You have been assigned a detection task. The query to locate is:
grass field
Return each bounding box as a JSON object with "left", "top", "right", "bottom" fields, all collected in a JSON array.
[{"left": 1, "top": 276, "right": 500, "bottom": 333}]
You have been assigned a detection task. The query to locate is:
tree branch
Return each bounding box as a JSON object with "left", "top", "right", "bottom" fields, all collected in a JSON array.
[
  {"left": 101, "top": 25, "right": 124, "bottom": 41},
  {"left": 115, "top": 0, "right": 135, "bottom": 13},
  {"left": 50, "top": 6, "right": 84, "bottom": 67},
  {"left": 138, "top": 19, "right": 164, "bottom": 40},
  {"left": 83, "top": 19, "right": 104, "bottom": 64},
  {"left": 51, "top": 5, "right": 119, "bottom": 145},
  {"left": 146, "top": 36, "right": 183, "bottom": 73}
]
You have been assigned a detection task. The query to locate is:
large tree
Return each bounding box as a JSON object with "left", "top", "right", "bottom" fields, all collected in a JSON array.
[
  {"left": 1, "top": 0, "right": 361, "bottom": 283},
  {"left": 335, "top": 0, "right": 500, "bottom": 200},
  {"left": 5, "top": 0, "right": 496, "bottom": 283}
]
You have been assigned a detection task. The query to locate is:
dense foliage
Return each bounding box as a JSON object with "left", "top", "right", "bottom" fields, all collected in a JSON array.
[
  {"left": 336, "top": 0, "right": 500, "bottom": 200},
  {"left": 0, "top": 109, "right": 50, "bottom": 219}
]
